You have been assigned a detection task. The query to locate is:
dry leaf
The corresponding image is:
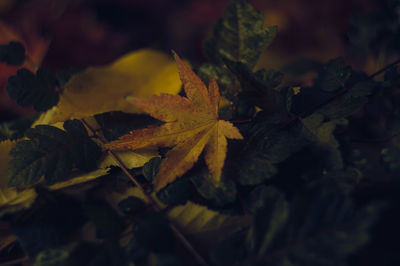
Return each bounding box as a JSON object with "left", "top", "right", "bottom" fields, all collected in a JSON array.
[
  {"left": 107, "top": 53, "right": 243, "bottom": 189},
  {"left": 48, "top": 49, "right": 182, "bottom": 123}
]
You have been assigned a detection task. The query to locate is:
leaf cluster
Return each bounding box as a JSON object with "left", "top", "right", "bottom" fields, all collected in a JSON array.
[{"left": 1, "top": 0, "right": 400, "bottom": 266}]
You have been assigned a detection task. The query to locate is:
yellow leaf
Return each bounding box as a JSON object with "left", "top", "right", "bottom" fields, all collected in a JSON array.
[
  {"left": 167, "top": 202, "right": 250, "bottom": 244},
  {"left": 48, "top": 49, "right": 182, "bottom": 123},
  {"left": 48, "top": 168, "right": 110, "bottom": 190},
  {"left": 107, "top": 53, "right": 243, "bottom": 189},
  {"left": 107, "top": 187, "right": 250, "bottom": 244}
]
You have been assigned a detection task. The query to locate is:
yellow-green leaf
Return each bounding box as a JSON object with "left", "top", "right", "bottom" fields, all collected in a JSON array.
[
  {"left": 48, "top": 49, "right": 182, "bottom": 123},
  {"left": 167, "top": 202, "right": 250, "bottom": 244}
]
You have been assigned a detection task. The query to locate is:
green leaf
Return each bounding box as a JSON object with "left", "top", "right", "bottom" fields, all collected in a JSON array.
[
  {"left": 156, "top": 177, "right": 194, "bottom": 205},
  {"left": 315, "top": 58, "right": 352, "bottom": 92},
  {"left": 0, "top": 115, "right": 37, "bottom": 141},
  {"left": 251, "top": 191, "right": 381, "bottom": 265},
  {"left": 190, "top": 170, "right": 237, "bottom": 207},
  {"left": 94, "top": 112, "right": 160, "bottom": 142},
  {"left": 6, "top": 68, "right": 59, "bottom": 112},
  {"left": 148, "top": 253, "right": 184, "bottom": 266},
  {"left": 246, "top": 190, "right": 289, "bottom": 255},
  {"left": 83, "top": 198, "right": 124, "bottom": 239},
  {"left": 197, "top": 63, "right": 235, "bottom": 89},
  {"left": 167, "top": 201, "right": 250, "bottom": 245},
  {"left": 244, "top": 185, "right": 285, "bottom": 214},
  {"left": 34, "top": 249, "right": 69, "bottom": 266},
  {"left": 246, "top": 119, "right": 313, "bottom": 164},
  {"left": 142, "top": 157, "right": 162, "bottom": 182},
  {"left": 7, "top": 119, "right": 102, "bottom": 186},
  {"left": 316, "top": 79, "right": 377, "bottom": 119},
  {"left": 237, "top": 154, "right": 277, "bottom": 186},
  {"left": 0, "top": 41, "right": 25, "bottom": 65},
  {"left": 67, "top": 242, "right": 129, "bottom": 266},
  {"left": 212, "top": 188, "right": 381, "bottom": 266},
  {"left": 118, "top": 196, "right": 146, "bottom": 216},
  {"left": 7, "top": 189, "right": 85, "bottom": 258},
  {"left": 381, "top": 137, "right": 400, "bottom": 174},
  {"left": 134, "top": 213, "right": 174, "bottom": 252},
  {"left": 225, "top": 60, "right": 283, "bottom": 112},
  {"left": 209, "top": 229, "right": 247, "bottom": 266},
  {"left": 205, "top": 0, "right": 277, "bottom": 69}
]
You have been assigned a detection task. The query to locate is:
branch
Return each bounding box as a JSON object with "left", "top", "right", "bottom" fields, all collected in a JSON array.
[
  {"left": 80, "top": 118, "right": 210, "bottom": 266},
  {"left": 368, "top": 57, "right": 400, "bottom": 79},
  {"left": 299, "top": 57, "right": 400, "bottom": 119}
]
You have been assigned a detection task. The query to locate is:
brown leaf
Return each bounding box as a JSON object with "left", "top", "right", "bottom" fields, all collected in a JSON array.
[{"left": 107, "top": 53, "right": 243, "bottom": 189}]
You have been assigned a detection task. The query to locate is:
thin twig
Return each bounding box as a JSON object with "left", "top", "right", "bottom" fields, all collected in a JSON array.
[
  {"left": 368, "top": 57, "right": 400, "bottom": 79},
  {"left": 299, "top": 57, "right": 400, "bottom": 119},
  {"left": 80, "top": 118, "right": 210, "bottom": 266}
]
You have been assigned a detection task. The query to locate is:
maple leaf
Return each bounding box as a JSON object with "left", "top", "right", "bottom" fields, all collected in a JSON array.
[{"left": 106, "top": 53, "right": 243, "bottom": 189}]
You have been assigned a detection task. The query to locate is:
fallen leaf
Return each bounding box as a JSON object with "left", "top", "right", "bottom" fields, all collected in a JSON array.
[
  {"left": 48, "top": 49, "right": 182, "bottom": 123},
  {"left": 107, "top": 53, "right": 243, "bottom": 189}
]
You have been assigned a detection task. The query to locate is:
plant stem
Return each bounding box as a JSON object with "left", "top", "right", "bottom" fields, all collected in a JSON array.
[
  {"left": 368, "top": 57, "right": 400, "bottom": 79},
  {"left": 80, "top": 118, "right": 210, "bottom": 266}
]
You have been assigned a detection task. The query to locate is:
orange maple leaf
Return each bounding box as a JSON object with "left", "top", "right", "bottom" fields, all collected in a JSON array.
[{"left": 106, "top": 53, "right": 243, "bottom": 189}]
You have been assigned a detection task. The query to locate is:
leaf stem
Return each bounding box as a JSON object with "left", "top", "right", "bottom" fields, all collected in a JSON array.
[{"left": 80, "top": 118, "right": 210, "bottom": 266}]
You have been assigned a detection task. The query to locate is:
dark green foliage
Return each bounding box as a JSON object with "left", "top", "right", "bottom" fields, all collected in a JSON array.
[
  {"left": 2, "top": 1, "right": 399, "bottom": 266},
  {"left": 190, "top": 170, "right": 237, "bottom": 207},
  {"left": 6, "top": 68, "right": 59, "bottom": 111},
  {"left": 133, "top": 213, "right": 174, "bottom": 252},
  {"left": 156, "top": 177, "right": 193, "bottom": 205},
  {"left": 82, "top": 198, "right": 124, "bottom": 239},
  {"left": 225, "top": 60, "right": 283, "bottom": 112},
  {"left": 150, "top": 253, "right": 184, "bottom": 266},
  {"left": 320, "top": 80, "right": 376, "bottom": 119},
  {"left": 244, "top": 186, "right": 285, "bottom": 214},
  {"left": 118, "top": 196, "right": 147, "bottom": 216},
  {"left": 95, "top": 112, "right": 160, "bottom": 141},
  {"left": 210, "top": 229, "right": 248, "bottom": 266},
  {"left": 197, "top": 63, "right": 235, "bottom": 89},
  {"left": 0, "top": 41, "right": 25, "bottom": 65},
  {"left": 245, "top": 118, "right": 313, "bottom": 164},
  {"left": 7, "top": 119, "right": 102, "bottom": 186},
  {"left": 142, "top": 157, "right": 162, "bottom": 181},
  {"left": 7, "top": 189, "right": 85, "bottom": 258},
  {"left": 125, "top": 237, "right": 148, "bottom": 263},
  {"left": 211, "top": 187, "right": 381, "bottom": 266},
  {"left": 61, "top": 242, "right": 130, "bottom": 266},
  {"left": 55, "top": 68, "right": 82, "bottom": 87},
  {"left": 236, "top": 154, "right": 277, "bottom": 185},
  {"left": 314, "top": 58, "right": 352, "bottom": 92},
  {"left": 0, "top": 115, "right": 37, "bottom": 141},
  {"left": 199, "top": 0, "right": 278, "bottom": 106},
  {"left": 204, "top": 0, "right": 276, "bottom": 69},
  {"left": 347, "top": 0, "right": 400, "bottom": 56},
  {"left": 381, "top": 138, "right": 400, "bottom": 174},
  {"left": 245, "top": 189, "right": 289, "bottom": 256}
]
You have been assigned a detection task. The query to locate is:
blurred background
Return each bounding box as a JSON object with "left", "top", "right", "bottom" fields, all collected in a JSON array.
[{"left": 0, "top": 0, "right": 383, "bottom": 121}]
